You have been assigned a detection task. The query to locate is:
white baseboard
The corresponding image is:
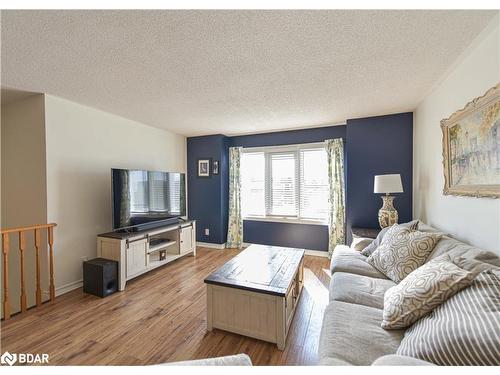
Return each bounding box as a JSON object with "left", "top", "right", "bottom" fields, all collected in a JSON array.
[
  {"left": 196, "top": 241, "right": 226, "bottom": 249},
  {"left": 40, "top": 280, "right": 82, "bottom": 300},
  {"left": 55, "top": 280, "right": 83, "bottom": 296}
]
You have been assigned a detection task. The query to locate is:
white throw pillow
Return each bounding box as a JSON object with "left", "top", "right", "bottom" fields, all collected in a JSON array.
[
  {"left": 361, "top": 220, "right": 419, "bottom": 257},
  {"left": 382, "top": 258, "right": 474, "bottom": 329},
  {"left": 366, "top": 225, "right": 441, "bottom": 283}
]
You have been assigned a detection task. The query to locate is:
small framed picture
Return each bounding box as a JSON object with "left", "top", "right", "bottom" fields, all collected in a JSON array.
[
  {"left": 198, "top": 159, "right": 211, "bottom": 177},
  {"left": 213, "top": 160, "right": 219, "bottom": 175}
]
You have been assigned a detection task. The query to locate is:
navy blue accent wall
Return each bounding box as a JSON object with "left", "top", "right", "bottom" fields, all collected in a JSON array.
[
  {"left": 346, "top": 112, "right": 413, "bottom": 244},
  {"left": 229, "top": 125, "right": 346, "bottom": 148},
  {"left": 187, "top": 134, "right": 228, "bottom": 244},
  {"left": 221, "top": 136, "right": 230, "bottom": 243},
  {"left": 187, "top": 112, "right": 413, "bottom": 251},
  {"left": 230, "top": 125, "right": 346, "bottom": 251},
  {"left": 244, "top": 221, "right": 329, "bottom": 251}
]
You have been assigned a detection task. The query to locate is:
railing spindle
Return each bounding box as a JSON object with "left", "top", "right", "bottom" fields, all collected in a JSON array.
[
  {"left": 1, "top": 223, "right": 56, "bottom": 319},
  {"left": 19, "top": 232, "right": 27, "bottom": 312},
  {"left": 48, "top": 226, "right": 55, "bottom": 302},
  {"left": 2, "top": 233, "right": 10, "bottom": 319},
  {"left": 35, "top": 228, "right": 42, "bottom": 306}
]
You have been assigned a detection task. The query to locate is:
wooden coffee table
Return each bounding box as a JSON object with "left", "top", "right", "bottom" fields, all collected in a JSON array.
[{"left": 204, "top": 244, "right": 304, "bottom": 350}]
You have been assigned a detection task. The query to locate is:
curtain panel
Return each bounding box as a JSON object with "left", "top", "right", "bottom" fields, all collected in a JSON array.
[
  {"left": 326, "top": 138, "right": 345, "bottom": 257},
  {"left": 226, "top": 147, "right": 243, "bottom": 248}
]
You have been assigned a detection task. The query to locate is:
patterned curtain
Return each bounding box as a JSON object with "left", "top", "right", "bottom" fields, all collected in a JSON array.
[
  {"left": 226, "top": 147, "right": 243, "bottom": 249},
  {"left": 326, "top": 139, "right": 345, "bottom": 257}
]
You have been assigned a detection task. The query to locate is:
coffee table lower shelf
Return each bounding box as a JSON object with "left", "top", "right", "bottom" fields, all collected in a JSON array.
[{"left": 206, "top": 264, "right": 303, "bottom": 350}]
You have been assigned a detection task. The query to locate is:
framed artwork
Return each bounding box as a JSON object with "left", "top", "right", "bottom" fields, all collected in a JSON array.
[
  {"left": 213, "top": 160, "right": 219, "bottom": 175},
  {"left": 441, "top": 83, "right": 499, "bottom": 198},
  {"left": 198, "top": 159, "right": 211, "bottom": 177}
]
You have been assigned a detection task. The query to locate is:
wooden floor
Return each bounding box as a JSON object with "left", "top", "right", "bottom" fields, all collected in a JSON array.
[{"left": 1, "top": 247, "right": 330, "bottom": 365}]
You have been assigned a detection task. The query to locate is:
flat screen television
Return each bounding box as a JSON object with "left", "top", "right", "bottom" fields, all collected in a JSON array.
[{"left": 111, "top": 168, "right": 186, "bottom": 231}]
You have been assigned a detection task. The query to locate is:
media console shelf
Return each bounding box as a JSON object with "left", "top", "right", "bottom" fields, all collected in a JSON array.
[{"left": 97, "top": 220, "right": 196, "bottom": 290}]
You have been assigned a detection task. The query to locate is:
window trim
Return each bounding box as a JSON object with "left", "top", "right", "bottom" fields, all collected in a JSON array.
[
  {"left": 241, "top": 142, "right": 328, "bottom": 225},
  {"left": 243, "top": 215, "right": 328, "bottom": 226}
]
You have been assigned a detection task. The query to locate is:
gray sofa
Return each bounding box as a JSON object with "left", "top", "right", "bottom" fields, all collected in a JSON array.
[
  {"left": 164, "top": 354, "right": 252, "bottom": 366},
  {"left": 318, "top": 223, "right": 500, "bottom": 366}
]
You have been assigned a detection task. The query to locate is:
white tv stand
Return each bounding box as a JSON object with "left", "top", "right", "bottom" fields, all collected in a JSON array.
[{"left": 97, "top": 220, "right": 196, "bottom": 291}]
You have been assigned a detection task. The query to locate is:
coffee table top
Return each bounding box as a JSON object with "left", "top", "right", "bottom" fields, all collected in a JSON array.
[{"left": 204, "top": 244, "right": 304, "bottom": 296}]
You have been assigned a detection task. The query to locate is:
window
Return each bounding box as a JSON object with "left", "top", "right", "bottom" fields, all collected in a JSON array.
[
  {"left": 241, "top": 143, "right": 329, "bottom": 222},
  {"left": 269, "top": 152, "right": 296, "bottom": 216},
  {"left": 241, "top": 152, "right": 266, "bottom": 217}
]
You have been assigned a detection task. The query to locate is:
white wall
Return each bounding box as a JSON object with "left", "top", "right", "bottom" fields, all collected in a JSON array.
[
  {"left": 1, "top": 94, "right": 49, "bottom": 315},
  {"left": 44, "top": 95, "right": 186, "bottom": 292},
  {"left": 413, "top": 13, "right": 500, "bottom": 254}
]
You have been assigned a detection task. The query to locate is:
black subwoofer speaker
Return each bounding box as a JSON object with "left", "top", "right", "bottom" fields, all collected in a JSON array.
[{"left": 83, "top": 258, "right": 118, "bottom": 297}]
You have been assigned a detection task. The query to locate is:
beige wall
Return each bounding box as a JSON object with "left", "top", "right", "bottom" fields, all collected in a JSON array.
[
  {"left": 413, "top": 14, "right": 500, "bottom": 254},
  {"left": 1, "top": 94, "right": 49, "bottom": 315},
  {"left": 44, "top": 95, "right": 186, "bottom": 292}
]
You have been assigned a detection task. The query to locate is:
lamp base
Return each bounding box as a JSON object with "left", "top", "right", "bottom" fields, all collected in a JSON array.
[{"left": 378, "top": 195, "right": 398, "bottom": 229}]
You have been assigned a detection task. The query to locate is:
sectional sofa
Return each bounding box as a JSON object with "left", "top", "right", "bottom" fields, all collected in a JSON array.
[{"left": 318, "top": 222, "right": 500, "bottom": 366}]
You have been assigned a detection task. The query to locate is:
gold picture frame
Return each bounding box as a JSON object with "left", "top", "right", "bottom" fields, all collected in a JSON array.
[{"left": 441, "top": 83, "right": 500, "bottom": 198}]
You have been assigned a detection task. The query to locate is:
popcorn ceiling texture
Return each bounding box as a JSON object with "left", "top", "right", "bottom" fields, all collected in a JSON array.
[{"left": 1, "top": 10, "right": 495, "bottom": 136}]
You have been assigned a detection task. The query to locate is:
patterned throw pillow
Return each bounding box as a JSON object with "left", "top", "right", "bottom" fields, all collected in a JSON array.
[
  {"left": 382, "top": 258, "right": 475, "bottom": 329},
  {"left": 361, "top": 220, "right": 419, "bottom": 257},
  {"left": 366, "top": 225, "right": 441, "bottom": 283},
  {"left": 397, "top": 270, "right": 500, "bottom": 365}
]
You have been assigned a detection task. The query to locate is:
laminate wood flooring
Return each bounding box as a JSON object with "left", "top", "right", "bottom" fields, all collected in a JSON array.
[{"left": 0, "top": 247, "right": 330, "bottom": 365}]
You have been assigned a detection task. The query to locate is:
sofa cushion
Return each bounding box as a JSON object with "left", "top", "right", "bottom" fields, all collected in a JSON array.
[
  {"left": 329, "top": 272, "right": 395, "bottom": 309},
  {"left": 416, "top": 222, "right": 447, "bottom": 236},
  {"left": 366, "top": 225, "right": 441, "bottom": 282},
  {"left": 318, "top": 301, "right": 404, "bottom": 365},
  {"left": 397, "top": 270, "right": 500, "bottom": 365},
  {"left": 371, "top": 354, "right": 435, "bottom": 366},
  {"left": 330, "top": 246, "right": 387, "bottom": 279},
  {"left": 382, "top": 258, "right": 475, "bottom": 329},
  {"left": 427, "top": 236, "right": 500, "bottom": 268}
]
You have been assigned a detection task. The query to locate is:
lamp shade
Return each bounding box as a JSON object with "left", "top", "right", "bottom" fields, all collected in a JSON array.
[{"left": 374, "top": 174, "right": 403, "bottom": 194}]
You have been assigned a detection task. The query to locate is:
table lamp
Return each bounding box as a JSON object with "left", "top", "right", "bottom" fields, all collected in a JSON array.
[{"left": 374, "top": 174, "right": 403, "bottom": 228}]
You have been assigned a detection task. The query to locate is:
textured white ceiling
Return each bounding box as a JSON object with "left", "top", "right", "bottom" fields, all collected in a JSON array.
[{"left": 1, "top": 10, "right": 496, "bottom": 136}]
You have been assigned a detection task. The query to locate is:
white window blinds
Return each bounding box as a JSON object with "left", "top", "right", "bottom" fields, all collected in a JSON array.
[
  {"left": 269, "top": 152, "right": 297, "bottom": 216},
  {"left": 241, "top": 152, "right": 266, "bottom": 217},
  {"left": 241, "top": 143, "right": 329, "bottom": 222},
  {"left": 299, "top": 148, "right": 329, "bottom": 220}
]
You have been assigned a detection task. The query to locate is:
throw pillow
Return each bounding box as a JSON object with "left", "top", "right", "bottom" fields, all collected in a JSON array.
[
  {"left": 361, "top": 220, "right": 419, "bottom": 257},
  {"left": 381, "top": 258, "right": 475, "bottom": 329},
  {"left": 397, "top": 270, "right": 500, "bottom": 365},
  {"left": 366, "top": 225, "right": 441, "bottom": 283}
]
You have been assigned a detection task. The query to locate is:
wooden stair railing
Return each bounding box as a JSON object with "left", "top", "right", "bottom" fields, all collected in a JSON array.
[{"left": 1, "top": 223, "right": 57, "bottom": 320}]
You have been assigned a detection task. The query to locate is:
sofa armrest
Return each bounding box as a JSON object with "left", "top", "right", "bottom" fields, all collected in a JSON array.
[
  {"left": 351, "top": 237, "right": 374, "bottom": 252},
  {"left": 162, "top": 354, "right": 252, "bottom": 366},
  {"left": 371, "top": 354, "right": 435, "bottom": 366}
]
